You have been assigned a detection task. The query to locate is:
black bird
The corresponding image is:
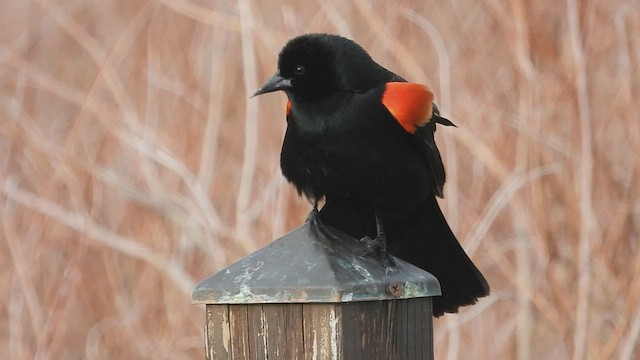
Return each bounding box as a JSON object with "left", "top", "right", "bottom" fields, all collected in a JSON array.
[{"left": 254, "top": 33, "right": 489, "bottom": 316}]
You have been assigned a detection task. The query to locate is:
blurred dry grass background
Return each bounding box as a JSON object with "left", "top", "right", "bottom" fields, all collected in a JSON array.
[{"left": 1, "top": 0, "right": 639, "bottom": 359}]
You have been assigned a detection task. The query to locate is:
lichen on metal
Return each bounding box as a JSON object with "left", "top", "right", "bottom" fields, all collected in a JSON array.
[{"left": 192, "top": 213, "right": 441, "bottom": 304}]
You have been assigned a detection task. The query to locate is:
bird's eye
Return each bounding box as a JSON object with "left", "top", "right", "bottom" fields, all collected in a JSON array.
[{"left": 294, "top": 65, "right": 306, "bottom": 75}]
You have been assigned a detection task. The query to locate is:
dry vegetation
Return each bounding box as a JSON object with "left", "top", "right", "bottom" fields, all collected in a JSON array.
[{"left": 1, "top": 0, "right": 639, "bottom": 359}]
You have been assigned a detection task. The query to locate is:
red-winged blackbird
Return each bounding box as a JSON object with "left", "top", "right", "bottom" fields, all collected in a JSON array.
[{"left": 254, "top": 33, "right": 489, "bottom": 316}]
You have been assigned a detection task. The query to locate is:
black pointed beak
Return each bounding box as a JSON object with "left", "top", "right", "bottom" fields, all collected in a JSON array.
[{"left": 253, "top": 73, "right": 292, "bottom": 97}]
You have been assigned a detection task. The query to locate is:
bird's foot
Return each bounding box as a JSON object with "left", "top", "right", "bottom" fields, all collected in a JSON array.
[
  {"left": 306, "top": 200, "right": 321, "bottom": 223},
  {"left": 306, "top": 208, "right": 320, "bottom": 222},
  {"left": 307, "top": 206, "right": 342, "bottom": 242},
  {"left": 360, "top": 235, "right": 396, "bottom": 270}
]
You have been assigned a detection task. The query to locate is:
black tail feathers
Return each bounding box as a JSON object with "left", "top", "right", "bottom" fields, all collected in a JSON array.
[{"left": 319, "top": 197, "right": 489, "bottom": 317}]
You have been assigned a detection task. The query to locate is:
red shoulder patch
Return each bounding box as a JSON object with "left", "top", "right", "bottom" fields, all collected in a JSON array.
[
  {"left": 286, "top": 100, "right": 292, "bottom": 115},
  {"left": 381, "top": 82, "right": 434, "bottom": 133}
]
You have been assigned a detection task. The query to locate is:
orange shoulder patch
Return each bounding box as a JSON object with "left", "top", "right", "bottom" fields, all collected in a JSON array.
[
  {"left": 381, "top": 82, "right": 434, "bottom": 133},
  {"left": 286, "top": 99, "right": 292, "bottom": 115}
]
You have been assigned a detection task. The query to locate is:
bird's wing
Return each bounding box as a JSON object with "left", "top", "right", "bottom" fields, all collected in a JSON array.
[{"left": 380, "top": 82, "right": 455, "bottom": 198}]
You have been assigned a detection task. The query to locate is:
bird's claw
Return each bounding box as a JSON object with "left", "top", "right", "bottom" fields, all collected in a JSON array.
[
  {"left": 360, "top": 235, "right": 396, "bottom": 270},
  {"left": 306, "top": 208, "right": 320, "bottom": 222}
]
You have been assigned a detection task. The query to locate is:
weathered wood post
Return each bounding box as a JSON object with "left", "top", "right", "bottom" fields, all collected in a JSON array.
[{"left": 192, "top": 215, "right": 441, "bottom": 359}]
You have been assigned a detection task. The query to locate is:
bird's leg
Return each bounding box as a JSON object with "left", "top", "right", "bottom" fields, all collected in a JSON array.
[
  {"left": 361, "top": 211, "right": 396, "bottom": 269},
  {"left": 306, "top": 198, "right": 320, "bottom": 222}
]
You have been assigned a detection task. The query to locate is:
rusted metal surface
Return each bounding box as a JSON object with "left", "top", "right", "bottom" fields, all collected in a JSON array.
[
  {"left": 387, "top": 283, "right": 405, "bottom": 297},
  {"left": 192, "top": 213, "right": 441, "bottom": 305}
]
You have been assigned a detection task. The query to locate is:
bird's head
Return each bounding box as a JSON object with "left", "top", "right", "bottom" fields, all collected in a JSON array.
[{"left": 254, "top": 34, "right": 390, "bottom": 102}]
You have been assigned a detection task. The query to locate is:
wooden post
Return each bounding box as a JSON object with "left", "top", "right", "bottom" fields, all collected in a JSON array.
[{"left": 193, "top": 215, "right": 441, "bottom": 360}]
